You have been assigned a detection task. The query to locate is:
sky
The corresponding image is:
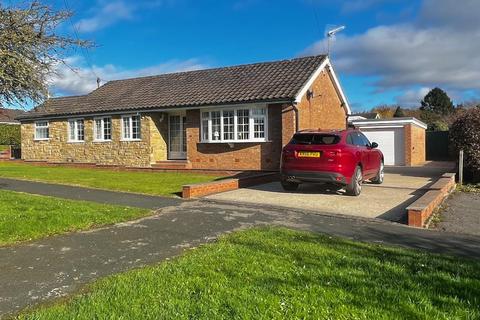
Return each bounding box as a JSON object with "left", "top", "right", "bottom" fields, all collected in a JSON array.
[{"left": 36, "top": 0, "right": 480, "bottom": 112}]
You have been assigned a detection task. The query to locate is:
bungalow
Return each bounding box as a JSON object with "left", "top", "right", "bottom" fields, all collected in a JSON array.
[{"left": 17, "top": 55, "right": 351, "bottom": 171}]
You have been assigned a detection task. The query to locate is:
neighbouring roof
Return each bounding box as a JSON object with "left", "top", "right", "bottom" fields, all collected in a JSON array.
[
  {"left": 351, "top": 117, "right": 428, "bottom": 130},
  {"left": 0, "top": 108, "right": 26, "bottom": 124},
  {"left": 350, "top": 112, "right": 380, "bottom": 119},
  {"left": 18, "top": 55, "right": 333, "bottom": 120}
]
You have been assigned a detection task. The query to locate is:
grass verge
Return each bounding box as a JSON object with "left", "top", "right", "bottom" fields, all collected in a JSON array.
[
  {"left": 20, "top": 227, "right": 480, "bottom": 319},
  {"left": 0, "top": 162, "right": 220, "bottom": 196},
  {"left": 0, "top": 190, "right": 149, "bottom": 245}
]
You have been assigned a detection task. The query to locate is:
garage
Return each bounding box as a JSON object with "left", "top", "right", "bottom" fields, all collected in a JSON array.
[{"left": 351, "top": 117, "right": 427, "bottom": 166}]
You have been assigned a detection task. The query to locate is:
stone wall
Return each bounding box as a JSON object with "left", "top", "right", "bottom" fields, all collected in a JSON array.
[
  {"left": 21, "top": 114, "right": 165, "bottom": 167},
  {"left": 149, "top": 113, "right": 168, "bottom": 162}
]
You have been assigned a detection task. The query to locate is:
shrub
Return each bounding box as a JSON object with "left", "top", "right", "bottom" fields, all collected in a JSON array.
[
  {"left": 0, "top": 124, "right": 21, "bottom": 146},
  {"left": 450, "top": 108, "right": 480, "bottom": 182}
]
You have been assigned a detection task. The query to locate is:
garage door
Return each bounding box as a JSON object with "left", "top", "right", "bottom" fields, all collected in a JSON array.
[{"left": 361, "top": 128, "right": 405, "bottom": 165}]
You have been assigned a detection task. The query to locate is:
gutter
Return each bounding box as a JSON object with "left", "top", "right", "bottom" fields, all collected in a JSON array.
[{"left": 15, "top": 99, "right": 294, "bottom": 122}]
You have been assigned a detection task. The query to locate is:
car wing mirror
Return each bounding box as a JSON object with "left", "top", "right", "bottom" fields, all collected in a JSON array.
[{"left": 370, "top": 142, "right": 378, "bottom": 149}]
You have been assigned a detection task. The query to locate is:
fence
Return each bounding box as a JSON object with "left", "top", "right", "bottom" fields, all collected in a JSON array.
[{"left": 426, "top": 131, "right": 451, "bottom": 161}]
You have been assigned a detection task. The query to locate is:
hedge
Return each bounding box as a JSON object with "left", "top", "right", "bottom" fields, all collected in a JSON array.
[
  {"left": 450, "top": 108, "right": 480, "bottom": 182},
  {"left": 0, "top": 124, "right": 21, "bottom": 146}
]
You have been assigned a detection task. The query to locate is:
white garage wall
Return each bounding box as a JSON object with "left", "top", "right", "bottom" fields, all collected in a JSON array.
[{"left": 361, "top": 128, "right": 405, "bottom": 166}]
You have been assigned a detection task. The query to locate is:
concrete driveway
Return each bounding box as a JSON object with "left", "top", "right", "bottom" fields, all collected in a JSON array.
[{"left": 206, "top": 166, "right": 451, "bottom": 223}]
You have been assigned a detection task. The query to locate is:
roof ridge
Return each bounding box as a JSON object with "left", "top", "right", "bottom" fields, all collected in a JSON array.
[{"left": 103, "top": 55, "right": 327, "bottom": 85}]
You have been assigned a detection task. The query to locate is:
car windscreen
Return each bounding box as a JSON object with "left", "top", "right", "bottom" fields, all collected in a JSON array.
[{"left": 290, "top": 134, "right": 340, "bottom": 145}]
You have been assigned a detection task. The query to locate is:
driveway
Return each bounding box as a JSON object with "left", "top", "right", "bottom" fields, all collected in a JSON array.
[{"left": 207, "top": 166, "right": 451, "bottom": 223}]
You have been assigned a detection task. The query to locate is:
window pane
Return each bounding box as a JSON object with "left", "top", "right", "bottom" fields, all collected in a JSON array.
[
  {"left": 104, "top": 118, "right": 111, "bottom": 140},
  {"left": 222, "top": 110, "right": 234, "bottom": 140},
  {"left": 95, "top": 119, "right": 102, "bottom": 140},
  {"left": 132, "top": 116, "right": 141, "bottom": 139},
  {"left": 69, "top": 120, "right": 76, "bottom": 140},
  {"left": 253, "top": 116, "right": 265, "bottom": 138},
  {"left": 211, "top": 111, "right": 221, "bottom": 141},
  {"left": 201, "top": 112, "right": 209, "bottom": 141},
  {"left": 237, "top": 109, "right": 249, "bottom": 140},
  {"left": 123, "top": 117, "right": 131, "bottom": 139},
  {"left": 77, "top": 120, "right": 84, "bottom": 141},
  {"left": 35, "top": 121, "right": 49, "bottom": 139},
  {"left": 252, "top": 108, "right": 266, "bottom": 116}
]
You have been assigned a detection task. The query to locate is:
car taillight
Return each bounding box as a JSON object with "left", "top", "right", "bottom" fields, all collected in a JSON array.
[{"left": 282, "top": 149, "right": 295, "bottom": 161}]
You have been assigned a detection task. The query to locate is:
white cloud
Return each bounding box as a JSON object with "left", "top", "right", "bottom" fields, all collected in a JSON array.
[
  {"left": 48, "top": 56, "right": 208, "bottom": 96},
  {"left": 74, "top": 1, "right": 139, "bottom": 33},
  {"left": 395, "top": 87, "right": 430, "bottom": 106},
  {"left": 303, "top": 0, "right": 480, "bottom": 101}
]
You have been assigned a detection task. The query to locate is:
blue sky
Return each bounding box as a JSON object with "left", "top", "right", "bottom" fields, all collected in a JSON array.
[{"left": 44, "top": 0, "right": 480, "bottom": 112}]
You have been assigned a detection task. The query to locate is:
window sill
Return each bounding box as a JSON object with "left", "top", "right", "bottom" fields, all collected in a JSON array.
[
  {"left": 34, "top": 138, "right": 49, "bottom": 141},
  {"left": 67, "top": 141, "right": 85, "bottom": 144},
  {"left": 121, "top": 139, "right": 142, "bottom": 142},
  {"left": 93, "top": 139, "right": 112, "bottom": 143}
]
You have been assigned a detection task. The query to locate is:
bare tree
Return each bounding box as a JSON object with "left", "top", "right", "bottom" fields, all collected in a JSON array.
[{"left": 0, "top": 1, "right": 90, "bottom": 106}]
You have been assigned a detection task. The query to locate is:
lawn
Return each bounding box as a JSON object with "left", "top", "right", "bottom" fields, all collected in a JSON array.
[
  {"left": 20, "top": 227, "right": 480, "bottom": 319},
  {"left": 0, "top": 162, "right": 220, "bottom": 196},
  {"left": 0, "top": 190, "right": 149, "bottom": 245}
]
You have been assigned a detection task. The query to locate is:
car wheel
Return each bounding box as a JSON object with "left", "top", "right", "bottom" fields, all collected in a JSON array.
[
  {"left": 281, "top": 180, "right": 299, "bottom": 191},
  {"left": 371, "top": 161, "right": 384, "bottom": 184},
  {"left": 346, "top": 166, "right": 362, "bottom": 196}
]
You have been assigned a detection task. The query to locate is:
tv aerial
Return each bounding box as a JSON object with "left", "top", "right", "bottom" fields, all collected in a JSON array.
[{"left": 325, "top": 25, "right": 346, "bottom": 55}]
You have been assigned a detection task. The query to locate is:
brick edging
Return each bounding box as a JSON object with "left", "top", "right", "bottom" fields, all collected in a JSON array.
[
  {"left": 182, "top": 172, "right": 279, "bottom": 198},
  {"left": 407, "top": 173, "right": 456, "bottom": 228}
]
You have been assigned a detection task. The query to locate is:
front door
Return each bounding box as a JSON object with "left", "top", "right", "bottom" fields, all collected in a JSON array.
[{"left": 168, "top": 113, "right": 187, "bottom": 160}]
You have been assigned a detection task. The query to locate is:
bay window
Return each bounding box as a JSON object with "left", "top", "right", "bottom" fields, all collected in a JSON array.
[
  {"left": 68, "top": 119, "right": 84, "bottom": 142},
  {"left": 122, "top": 115, "right": 141, "bottom": 140},
  {"left": 34, "top": 121, "right": 49, "bottom": 140},
  {"left": 94, "top": 117, "right": 112, "bottom": 141},
  {"left": 200, "top": 106, "right": 267, "bottom": 143}
]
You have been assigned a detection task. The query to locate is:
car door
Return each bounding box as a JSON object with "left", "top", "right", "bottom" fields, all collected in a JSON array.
[
  {"left": 351, "top": 132, "right": 371, "bottom": 175},
  {"left": 359, "top": 132, "right": 380, "bottom": 177}
]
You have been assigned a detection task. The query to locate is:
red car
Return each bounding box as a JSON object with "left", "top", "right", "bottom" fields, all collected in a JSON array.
[{"left": 280, "top": 129, "right": 384, "bottom": 196}]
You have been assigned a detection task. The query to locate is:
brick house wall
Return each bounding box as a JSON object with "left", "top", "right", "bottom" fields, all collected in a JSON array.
[
  {"left": 404, "top": 124, "right": 426, "bottom": 166},
  {"left": 185, "top": 105, "right": 284, "bottom": 171},
  {"left": 297, "top": 69, "right": 347, "bottom": 131}
]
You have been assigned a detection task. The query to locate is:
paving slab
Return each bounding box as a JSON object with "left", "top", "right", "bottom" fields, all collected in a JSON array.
[
  {"left": 0, "top": 177, "right": 181, "bottom": 209},
  {"left": 1, "top": 200, "right": 480, "bottom": 318}
]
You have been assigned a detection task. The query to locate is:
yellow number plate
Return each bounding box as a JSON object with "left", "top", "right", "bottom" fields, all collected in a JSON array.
[{"left": 298, "top": 151, "right": 320, "bottom": 158}]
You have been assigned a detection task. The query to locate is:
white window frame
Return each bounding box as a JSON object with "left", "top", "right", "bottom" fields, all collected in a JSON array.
[
  {"left": 93, "top": 116, "right": 112, "bottom": 142},
  {"left": 121, "top": 114, "right": 142, "bottom": 141},
  {"left": 67, "top": 118, "right": 85, "bottom": 143},
  {"left": 200, "top": 105, "right": 268, "bottom": 143},
  {"left": 34, "top": 121, "right": 49, "bottom": 141}
]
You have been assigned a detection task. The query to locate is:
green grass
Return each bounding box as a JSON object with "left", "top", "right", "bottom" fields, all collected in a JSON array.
[
  {"left": 0, "top": 162, "right": 220, "bottom": 196},
  {"left": 20, "top": 227, "right": 480, "bottom": 319},
  {"left": 0, "top": 190, "right": 149, "bottom": 245}
]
